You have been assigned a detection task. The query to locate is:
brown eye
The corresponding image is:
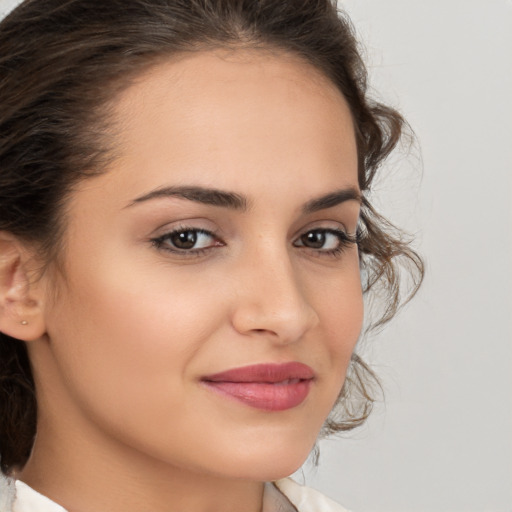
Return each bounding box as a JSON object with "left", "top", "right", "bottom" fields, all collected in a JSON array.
[
  {"left": 294, "top": 228, "right": 357, "bottom": 255},
  {"left": 300, "top": 230, "right": 326, "bottom": 249},
  {"left": 152, "top": 228, "right": 220, "bottom": 253},
  {"left": 171, "top": 230, "right": 198, "bottom": 249}
]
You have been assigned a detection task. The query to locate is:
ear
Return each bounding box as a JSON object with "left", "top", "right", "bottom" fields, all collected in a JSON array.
[{"left": 0, "top": 231, "right": 46, "bottom": 342}]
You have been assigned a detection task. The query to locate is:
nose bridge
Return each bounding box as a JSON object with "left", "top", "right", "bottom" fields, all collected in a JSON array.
[{"left": 231, "top": 240, "right": 319, "bottom": 342}]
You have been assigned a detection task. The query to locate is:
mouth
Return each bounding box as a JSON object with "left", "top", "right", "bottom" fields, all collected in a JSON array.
[{"left": 201, "top": 362, "right": 315, "bottom": 411}]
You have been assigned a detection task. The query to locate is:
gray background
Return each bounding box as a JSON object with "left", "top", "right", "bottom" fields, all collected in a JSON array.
[{"left": 1, "top": 0, "right": 511, "bottom": 511}]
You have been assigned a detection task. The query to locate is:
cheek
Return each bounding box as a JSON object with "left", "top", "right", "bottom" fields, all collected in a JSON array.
[
  {"left": 44, "top": 259, "right": 224, "bottom": 433},
  {"left": 302, "top": 256, "right": 364, "bottom": 409},
  {"left": 314, "top": 258, "right": 364, "bottom": 355}
]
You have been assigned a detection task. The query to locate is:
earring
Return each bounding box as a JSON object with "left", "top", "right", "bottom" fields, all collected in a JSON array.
[{"left": 20, "top": 320, "right": 28, "bottom": 325}]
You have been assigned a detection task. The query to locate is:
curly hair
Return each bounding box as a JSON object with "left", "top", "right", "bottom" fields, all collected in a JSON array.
[{"left": 0, "top": 0, "right": 423, "bottom": 474}]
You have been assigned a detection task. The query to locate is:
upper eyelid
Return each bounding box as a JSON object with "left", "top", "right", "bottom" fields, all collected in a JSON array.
[
  {"left": 292, "top": 222, "right": 351, "bottom": 240},
  {"left": 150, "top": 220, "right": 221, "bottom": 238},
  {"left": 153, "top": 226, "right": 219, "bottom": 241},
  {"left": 293, "top": 228, "right": 355, "bottom": 245},
  {"left": 152, "top": 223, "right": 353, "bottom": 240}
]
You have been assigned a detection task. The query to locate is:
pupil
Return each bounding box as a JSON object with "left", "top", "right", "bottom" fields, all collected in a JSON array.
[
  {"left": 303, "top": 231, "right": 325, "bottom": 249},
  {"left": 172, "top": 231, "right": 197, "bottom": 249}
]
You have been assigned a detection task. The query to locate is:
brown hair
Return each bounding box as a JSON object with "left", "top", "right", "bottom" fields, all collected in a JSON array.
[{"left": 0, "top": 0, "right": 423, "bottom": 474}]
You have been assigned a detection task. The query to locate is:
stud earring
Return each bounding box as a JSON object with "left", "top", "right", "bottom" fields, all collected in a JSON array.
[{"left": 21, "top": 320, "right": 28, "bottom": 325}]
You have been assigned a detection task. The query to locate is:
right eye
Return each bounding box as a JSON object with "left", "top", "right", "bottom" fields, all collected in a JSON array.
[{"left": 151, "top": 227, "right": 222, "bottom": 254}]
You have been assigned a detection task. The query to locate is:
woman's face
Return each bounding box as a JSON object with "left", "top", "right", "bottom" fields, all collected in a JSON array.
[{"left": 34, "top": 50, "right": 362, "bottom": 481}]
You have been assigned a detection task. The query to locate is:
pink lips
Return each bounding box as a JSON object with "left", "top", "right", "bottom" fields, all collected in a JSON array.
[{"left": 201, "top": 362, "right": 314, "bottom": 411}]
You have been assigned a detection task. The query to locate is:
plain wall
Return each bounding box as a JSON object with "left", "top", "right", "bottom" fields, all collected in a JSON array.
[{"left": 1, "top": 1, "right": 511, "bottom": 511}]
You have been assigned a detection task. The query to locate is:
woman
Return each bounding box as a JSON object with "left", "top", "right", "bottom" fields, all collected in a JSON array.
[{"left": 0, "top": 1, "right": 422, "bottom": 511}]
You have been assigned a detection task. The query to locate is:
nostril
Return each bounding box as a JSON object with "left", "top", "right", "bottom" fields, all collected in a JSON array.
[{"left": 252, "top": 328, "right": 277, "bottom": 336}]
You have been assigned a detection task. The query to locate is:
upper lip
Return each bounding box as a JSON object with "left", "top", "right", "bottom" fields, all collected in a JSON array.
[{"left": 202, "top": 362, "right": 315, "bottom": 383}]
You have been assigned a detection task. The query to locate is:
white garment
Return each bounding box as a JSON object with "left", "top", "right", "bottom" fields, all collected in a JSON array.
[
  {"left": 274, "top": 479, "right": 350, "bottom": 512},
  {"left": 0, "top": 474, "right": 350, "bottom": 512}
]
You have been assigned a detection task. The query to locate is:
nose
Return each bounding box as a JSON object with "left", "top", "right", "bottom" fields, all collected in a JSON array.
[{"left": 230, "top": 246, "right": 320, "bottom": 344}]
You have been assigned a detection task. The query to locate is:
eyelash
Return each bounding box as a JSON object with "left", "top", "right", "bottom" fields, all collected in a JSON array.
[
  {"left": 151, "top": 226, "right": 361, "bottom": 258},
  {"left": 151, "top": 227, "right": 220, "bottom": 257},
  {"left": 293, "top": 228, "right": 360, "bottom": 257}
]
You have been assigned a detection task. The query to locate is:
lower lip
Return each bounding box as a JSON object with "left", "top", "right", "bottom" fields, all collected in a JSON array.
[{"left": 202, "top": 379, "right": 312, "bottom": 411}]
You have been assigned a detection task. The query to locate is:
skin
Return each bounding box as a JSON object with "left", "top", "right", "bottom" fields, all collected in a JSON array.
[{"left": 9, "top": 50, "right": 362, "bottom": 512}]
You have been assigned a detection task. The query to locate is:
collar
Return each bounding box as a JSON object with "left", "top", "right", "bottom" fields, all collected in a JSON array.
[{"left": 4, "top": 476, "right": 299, "bottom": 512}]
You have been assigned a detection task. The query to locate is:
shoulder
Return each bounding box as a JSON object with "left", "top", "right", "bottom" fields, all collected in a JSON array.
[{"left": 274, "top": 478, "right": 351, "bottom": 512}]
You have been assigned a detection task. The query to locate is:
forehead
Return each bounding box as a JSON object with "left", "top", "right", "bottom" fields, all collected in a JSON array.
[
  {"left": 56, "top": 48, "right": 361, "bottom": 279},
  {"left": 105, "top": 49, "right": 357, "bottom": 192},
  {"left": 119, "top": 48, "right": 347, "bottom": 112}
]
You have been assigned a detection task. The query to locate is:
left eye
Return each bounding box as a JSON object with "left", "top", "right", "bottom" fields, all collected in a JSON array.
[
  {"left": 294, "top": 228, "right": 354, "bottom": 252},
  {"left": 152, "top": 228, "right": 218, "bottom": 252}
]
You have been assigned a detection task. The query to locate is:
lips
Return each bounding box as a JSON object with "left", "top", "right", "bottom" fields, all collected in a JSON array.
[{"left": 201, "top": 362, "right": 314, "bottom": 411}]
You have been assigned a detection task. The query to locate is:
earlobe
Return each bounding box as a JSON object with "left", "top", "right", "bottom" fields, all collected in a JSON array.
[{"left": 0, "top": 232, "right": 46, "bottom": 342}]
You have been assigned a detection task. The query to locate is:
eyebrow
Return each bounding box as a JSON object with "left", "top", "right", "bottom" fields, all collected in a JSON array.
[
  {"left": 302, "top": 187, "right": 361, "bottom": 214},
  {"left": 127, "top": 185, "right": 248, "bottom": 211},
  {"left": 127, "top": 185, "right": 361, "bottom": 212}
]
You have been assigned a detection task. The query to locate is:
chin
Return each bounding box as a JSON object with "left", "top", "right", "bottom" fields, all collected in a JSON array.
[
  {"left": 211, "top": 417, "right": 325, "bottom": 481},
  {"left": 227, "top": 462, "right": 305, "bottom": 483},
  {"left": 216, "top": 440, "right": 315, "bottom": 482}
]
